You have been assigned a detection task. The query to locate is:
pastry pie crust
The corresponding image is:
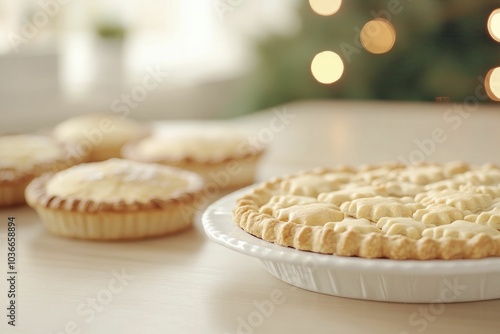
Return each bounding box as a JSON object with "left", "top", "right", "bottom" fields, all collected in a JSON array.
[
  {"left": 52, "top": 113, "right": 150, "bottom": 162},
  {"left": 0, "top": 134, "right": 88, "bottom": 207},
  {"left": 25, "top": 159, "right": 204, "bottom": 240},
  {"left": 233, "top": 162, "right": 500, "bottom": 260},
  {"left": 122, "top": 132, "right": 265, "bottom": 188}
]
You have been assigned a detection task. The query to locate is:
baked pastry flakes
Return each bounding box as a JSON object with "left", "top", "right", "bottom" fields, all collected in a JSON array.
[
  {"left": 233, "top": 162, "right": 500, "bottom": 260},
  {"left": 25, "top": 159, "right": 204, "bottom": 239}
]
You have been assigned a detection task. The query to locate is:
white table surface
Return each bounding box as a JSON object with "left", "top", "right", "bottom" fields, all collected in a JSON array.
[{"left": 1, "top": 100, "right": 500, "bottom": 334}]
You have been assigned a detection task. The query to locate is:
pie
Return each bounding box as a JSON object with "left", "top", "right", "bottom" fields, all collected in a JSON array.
[
  {"left": 122, "top": 129, "right": 265, "bottom": 189},
  {"left": 53, "top": 113, "right": 150, "bottom": 162},
  {"left": 25, "top": 159, "right": 204, "bottom": 240},
  {"left": 0, "top": 134, "right": 86, "bottom": 207},
  {"left": 233, "top": 162, "right": 500, "bottom": 260}
]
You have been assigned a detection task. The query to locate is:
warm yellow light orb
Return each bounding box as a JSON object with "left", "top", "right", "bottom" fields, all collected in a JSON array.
[
  {"left": 487, "top": 9, "right": 500, "bottom": 43},
  {"left": 311, "top": 51, "right": 344, "bottom": 84},
  {"left": 360, "top": 19, "right": 396, "bottom": 54},
  {"left": 309, "top": 0, "right": 342, "bottom": 16},
  {"left": 485, "top": 67, "right": 500, "bottom": 101}
]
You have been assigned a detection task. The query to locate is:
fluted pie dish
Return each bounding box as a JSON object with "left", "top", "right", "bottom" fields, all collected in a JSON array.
[
  {"left": 202, "top": 166, "right": 500, "bottom": 304},
  {"left": 203, "top": 176, "right": 500, "bottom": 302}
]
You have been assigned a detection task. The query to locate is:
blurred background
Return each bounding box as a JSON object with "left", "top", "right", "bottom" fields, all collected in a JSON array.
[{"left": 1, "top": 0, "right": 499, "bottom": 132}]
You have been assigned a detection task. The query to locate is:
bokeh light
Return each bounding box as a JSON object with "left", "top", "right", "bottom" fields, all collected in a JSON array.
[
  {"left": 309, "top": 0, "right": 342, "bottom": 16},
  {"left": 311, "top": 51, "right": 344, "bottom": 84},
  {"left": 487, "top": 9, "right": 500, "bottom": 42},
  {"left": 360, "top": 19, "right": 396, "bottom": 54},
  {"left": 485, "top": 67, "right": 500, "bottom": 101}
]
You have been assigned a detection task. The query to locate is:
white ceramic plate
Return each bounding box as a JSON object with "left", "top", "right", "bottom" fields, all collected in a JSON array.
[{"left": 202, "top": 187, "right": 500, "bottom": 303}]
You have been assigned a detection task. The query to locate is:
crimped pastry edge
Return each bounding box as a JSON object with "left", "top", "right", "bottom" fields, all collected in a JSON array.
[
  {"left": 25, "top": 170, "right": 204, "bottom": 214},
  {"left": 122, "top": 140, "right": 265, "bottom": 188},
  {"left": 232, "top": 167, "right": 500, "bottom": 260},
  {"left": 51, "top": 113, "right": 152, "bottom": 162},
  {"left": 25, "top": 169, "right": 204, "bottom": 239},
  {"left": 0, "top": 140, "right": 89, "bottom": 183},
  {"left": 0, "top": 137, "right": 89, "bottom": 206},
  {"left": 121, "top": 140, "right": 265, "bottom": 166}
]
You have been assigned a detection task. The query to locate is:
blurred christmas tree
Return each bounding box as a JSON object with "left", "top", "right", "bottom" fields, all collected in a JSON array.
[{"left": 229, "top": 0, "right": 500, "bottom": 115}]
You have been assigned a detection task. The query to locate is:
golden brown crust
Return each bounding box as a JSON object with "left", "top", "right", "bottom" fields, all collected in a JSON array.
[
  {"left": 25, "top": 172, "right": 202, "bottom": 214},
  {"left": 25, "top": 163, "right": 205, "bottom": 240},
  {"left": 0, "top": 179, "right": 32, "bottom": 207},
  {"left": 0, "top": 136, "right": 89, "bottom": 206},
  {"left": 233, "top": 164, "right": 500, "bottom": 260},
  {"left": 51, "top": 113, "right": 152, "bottom": 162},
  {"left": 122, "top": 140, "right": 265, "bottom": 166},
  {"left": 0, "top": 142, "right": 87, "bottom": 183},
  {"left": 122, "top": 138, "right": 265, "bottom": 189},
  {"left": 36, "top": 209, "right": 196, "bottom": 240}
]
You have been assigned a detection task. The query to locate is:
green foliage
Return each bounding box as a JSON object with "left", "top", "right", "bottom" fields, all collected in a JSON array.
[{"left": 229, "top": 0, "right": 500, "bottom": 115}]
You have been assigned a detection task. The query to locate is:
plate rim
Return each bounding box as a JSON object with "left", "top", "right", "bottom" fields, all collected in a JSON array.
[{"left": 202, "top": 186, "right": 500, "bottom": 276}]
